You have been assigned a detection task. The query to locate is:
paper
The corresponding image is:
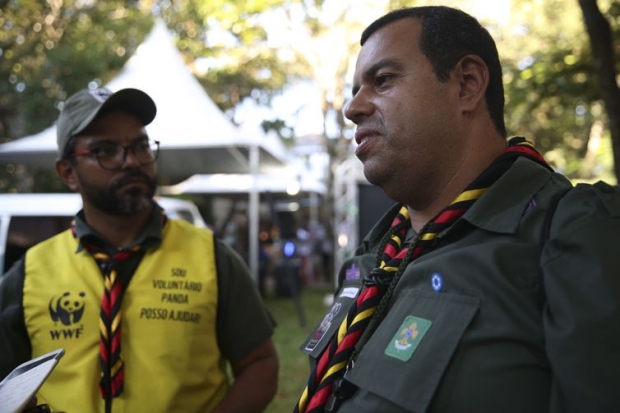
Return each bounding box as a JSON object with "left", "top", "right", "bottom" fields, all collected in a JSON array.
[{"left": 0, "top": 349, "right": 64, "bottom": 413}]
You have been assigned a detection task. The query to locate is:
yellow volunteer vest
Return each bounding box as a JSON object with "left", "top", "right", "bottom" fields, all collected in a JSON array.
[{"left": 23, "top": 219, "right": 229, "bottom": 413}]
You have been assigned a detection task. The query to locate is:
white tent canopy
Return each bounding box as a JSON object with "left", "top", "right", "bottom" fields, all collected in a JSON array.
[
  {"left": 160, "top": 172, "right": 326, "bottom": 195},
  {"left": 0, "top": 21, "right": 289, "bottom": 183}
]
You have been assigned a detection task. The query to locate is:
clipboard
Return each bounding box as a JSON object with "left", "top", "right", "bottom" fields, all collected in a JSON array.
[{"left": 0, "top": 349, "right": 65, "bottom": 413}]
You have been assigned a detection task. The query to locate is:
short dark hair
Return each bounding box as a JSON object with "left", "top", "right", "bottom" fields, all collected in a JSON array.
[{"left": 361, "top": 6, "right": 506, "bottom": 137}]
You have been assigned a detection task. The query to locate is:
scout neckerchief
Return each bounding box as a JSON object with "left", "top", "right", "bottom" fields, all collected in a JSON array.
[
  {"left": 71, "top": 223, "right": 141, "bottom": 404},
  {"left": 71, "top": 211, "right": 166, "bottom": 412},
  {"left": 295, "top": 137, "right": 551, "bottom": 413}
]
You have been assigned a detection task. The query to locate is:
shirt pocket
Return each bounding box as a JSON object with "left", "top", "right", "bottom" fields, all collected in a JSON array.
[{"left": 345, "top": 288, "right": 480, "bottom": 412}]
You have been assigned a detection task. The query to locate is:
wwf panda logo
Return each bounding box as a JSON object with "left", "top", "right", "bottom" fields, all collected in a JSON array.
[{"left": 49, "top": 291, "right": 86, "bottom": 326}]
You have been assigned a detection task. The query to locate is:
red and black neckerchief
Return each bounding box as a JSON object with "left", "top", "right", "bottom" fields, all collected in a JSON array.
[{"left": 70, "top": 210, "right": 167, "bottom": 413}]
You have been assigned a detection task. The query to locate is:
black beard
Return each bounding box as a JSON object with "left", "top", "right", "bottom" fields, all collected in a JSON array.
[{"left": 81, "top": 170, "right": 158, "bottom": 216}]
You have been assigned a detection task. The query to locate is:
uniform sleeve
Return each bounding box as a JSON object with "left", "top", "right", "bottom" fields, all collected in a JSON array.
[
  {"left": 214, "top": 239, "right": 275, "bottom": 361},
  {"left": 541, "top": 183, "right": 620, "bottom": 412},
  {"left": 0, "top": 258, "right": 31, "bottom": 380}
]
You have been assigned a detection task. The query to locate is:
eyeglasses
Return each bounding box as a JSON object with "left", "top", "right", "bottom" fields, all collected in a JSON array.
[{"left": 69, "top": 140, "right": 160, "bottom": 171}]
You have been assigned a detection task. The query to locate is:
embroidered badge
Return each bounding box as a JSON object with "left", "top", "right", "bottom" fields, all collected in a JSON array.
[
  {"left": 345, "top": 264, "right": 360, "bottom": 280},
  {"left": 305, "top": 302, "right": 342, "bottom": 351},
  {"left": 384, "top": 316, "right": 432, "bottom": 361},
  {"left": 339, "top": 287, "right": 359, "bottom": 299},
  {"left": 431, "top": 273, "right": 443, "bottom": 292}
]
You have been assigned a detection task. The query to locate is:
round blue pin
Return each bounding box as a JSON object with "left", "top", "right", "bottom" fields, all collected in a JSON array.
[{"left": 431, "top": 273, "right": 443, "bottom": 292}]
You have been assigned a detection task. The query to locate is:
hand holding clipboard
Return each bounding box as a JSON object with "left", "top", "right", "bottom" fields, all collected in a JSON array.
[{"left": 0, "top": 349, "right": 64, "bottom": 413}]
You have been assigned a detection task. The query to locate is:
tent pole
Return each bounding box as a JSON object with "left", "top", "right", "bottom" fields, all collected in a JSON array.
[
  {"left": 249, "top": 144, "right": 260, "bottom": 283},
  {"left": 310, "top": 190, "right": 318, "bottom": 228}
]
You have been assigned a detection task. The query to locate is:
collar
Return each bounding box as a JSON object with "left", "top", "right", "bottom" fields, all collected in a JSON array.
[
  {"left": 363, "top": 157, "right": 556, "bottom": 251},
  {"left": 461, "top": 156, "right": 553, "bottom": 234},
  {"left": 74, "top": 201, "right": 165, "bottom": 253}
]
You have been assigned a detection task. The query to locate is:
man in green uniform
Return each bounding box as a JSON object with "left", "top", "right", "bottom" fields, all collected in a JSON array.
[
  {"left": 296, "top": 6, "right": 620, "bottom": 413},
  {"left": 0, "top": 87, "right": 278, "bottom": 412}
]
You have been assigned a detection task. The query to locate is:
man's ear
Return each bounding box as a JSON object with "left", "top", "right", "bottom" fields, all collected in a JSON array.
[
  {"left": 55, "top": 159, "right": 79, "bottom": 192},
  {"left": 454, "top": 54, "right": 489, "bottom": 113}
]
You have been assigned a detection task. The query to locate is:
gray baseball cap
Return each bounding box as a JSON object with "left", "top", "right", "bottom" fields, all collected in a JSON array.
[{"left": 56, "top": 87, "right": 157, "bottom": 157}]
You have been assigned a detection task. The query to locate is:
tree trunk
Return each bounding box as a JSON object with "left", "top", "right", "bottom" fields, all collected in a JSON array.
[{"left": 578, "top": 0, "right": 620, "bottom": 182}]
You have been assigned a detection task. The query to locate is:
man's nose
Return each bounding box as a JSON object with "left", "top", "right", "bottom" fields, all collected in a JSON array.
[
  {"left": 121, "top": 146, "right": 141, "bottom": 168},
  {"left": 344, "top": 89, "right": 374, "bottom": 124}
]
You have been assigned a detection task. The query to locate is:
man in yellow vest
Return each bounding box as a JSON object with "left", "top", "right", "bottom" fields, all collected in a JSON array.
[{"left": 0, "top": 87, "right": 278, "bottom": 412}]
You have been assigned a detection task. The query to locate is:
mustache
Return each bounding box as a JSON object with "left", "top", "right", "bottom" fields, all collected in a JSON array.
[
  {"left": 356, "top": 120, "right": 386, "bottom": 134},
  {"left": 111, "top": 170, "right": 154, "bottom": 190}
]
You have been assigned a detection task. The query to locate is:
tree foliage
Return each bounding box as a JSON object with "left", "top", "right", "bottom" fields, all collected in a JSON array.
[
  {"left": 577, "top": 0, "right": 620, "bottom": 181},
  {"left": 499, "top": 0, "right": 619, "bottom": 182}
]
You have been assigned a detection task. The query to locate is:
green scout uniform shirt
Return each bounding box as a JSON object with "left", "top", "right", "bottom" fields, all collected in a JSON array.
[
  {"left": 0, "top": 202, "right": 274, "bottom": 379},
  {"left": 303, "top": 157, "right": 620, "bottom": 413}
]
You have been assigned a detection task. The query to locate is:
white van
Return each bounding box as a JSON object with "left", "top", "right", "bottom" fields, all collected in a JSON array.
[{"left": 0, "top": 193, "right": 207, "bottom": 273}]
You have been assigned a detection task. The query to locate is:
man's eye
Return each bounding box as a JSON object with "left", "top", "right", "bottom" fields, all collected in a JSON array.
[
  {"left": 376, "top": 74, "right": 393, "bottom": 87},
  {"left": 135, "top": 141, "right": 150, "bottom": 151},
  {"left": 93, "top": 145, "right": 118, "bottom": 157}
]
